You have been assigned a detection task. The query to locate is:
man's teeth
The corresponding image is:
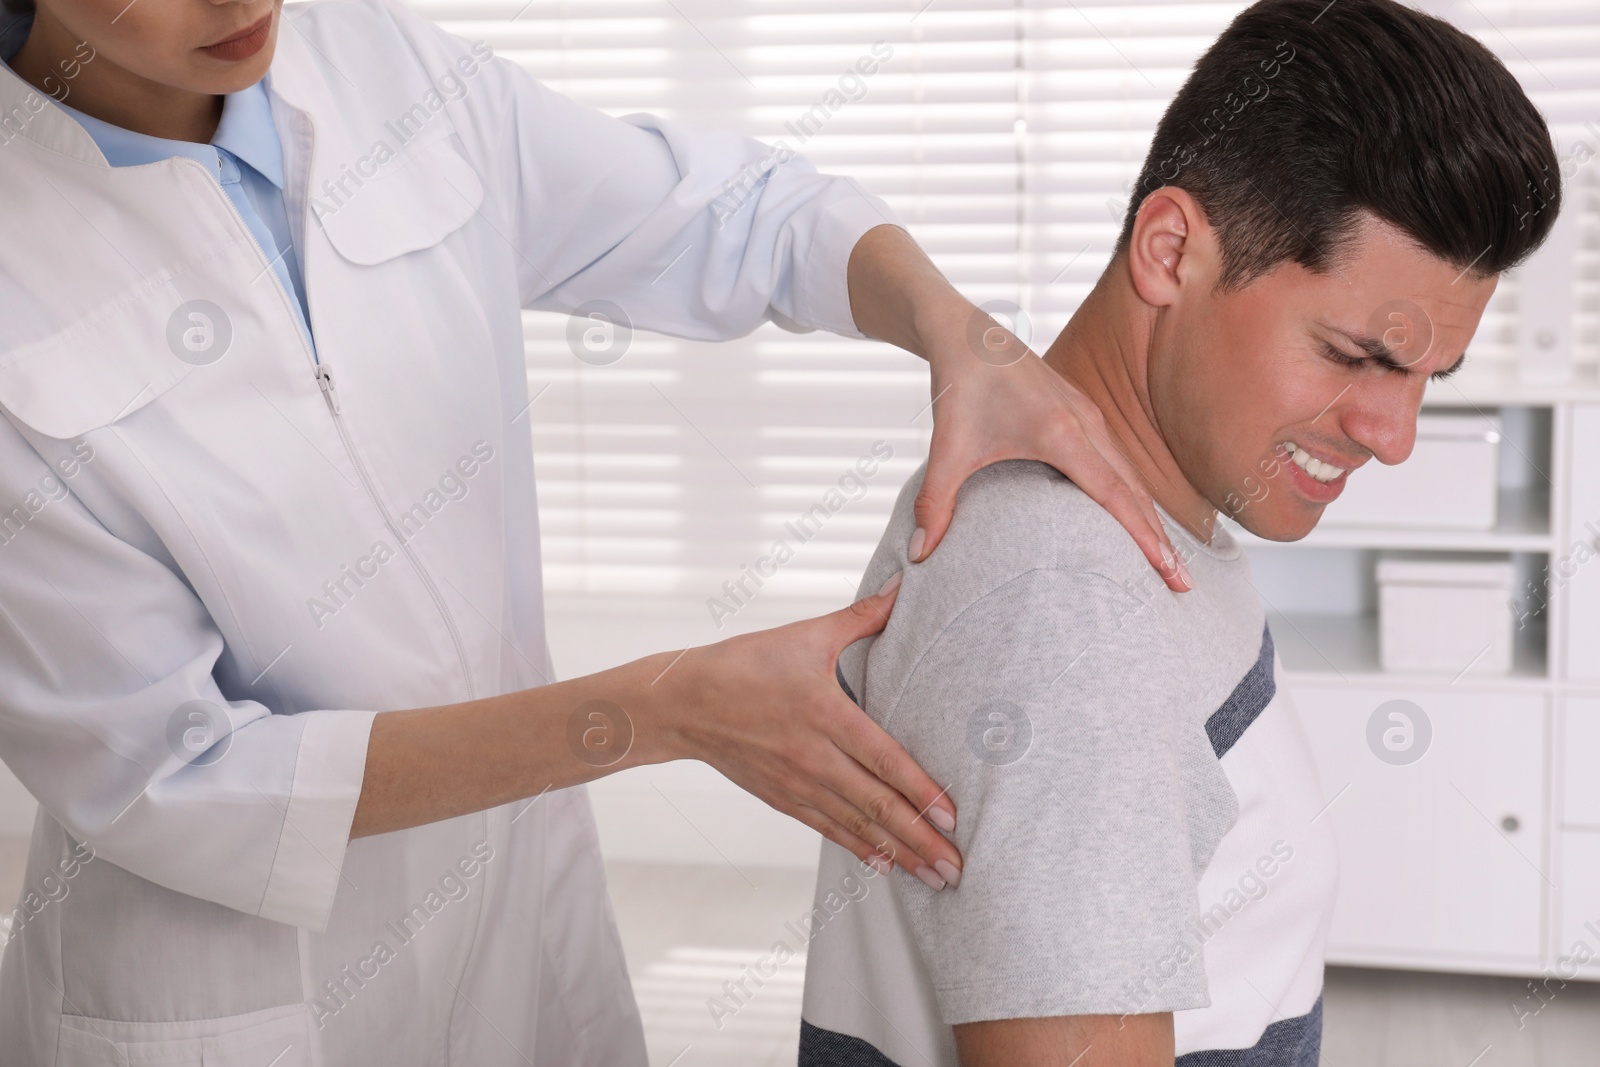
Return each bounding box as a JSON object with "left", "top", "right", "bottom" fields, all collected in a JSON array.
[{"left": 1282, "top": 441, "right": 1345, "bottom": 484}]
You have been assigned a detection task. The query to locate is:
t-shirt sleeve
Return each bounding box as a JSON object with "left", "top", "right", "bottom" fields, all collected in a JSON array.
[{"left": 872, "top": 567, "right": 1239, "bottom": 1024}]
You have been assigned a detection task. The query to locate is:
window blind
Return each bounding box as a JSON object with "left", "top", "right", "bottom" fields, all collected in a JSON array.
[{"left": 405, "top": 0, "right": 1599, "bottom": 641}]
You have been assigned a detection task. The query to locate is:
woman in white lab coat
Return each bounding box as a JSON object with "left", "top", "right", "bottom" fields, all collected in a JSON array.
[{"left": 0, "top": 0, "right": 1184, "bottom": 1063}]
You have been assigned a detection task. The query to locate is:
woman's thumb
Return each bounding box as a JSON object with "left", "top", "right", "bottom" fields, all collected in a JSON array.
[
  {"left": 832, "top": 569, "right": 903, "bottom": 644},
  {"left": 911, "top": 460, "right": 968, "bottom": 563}
]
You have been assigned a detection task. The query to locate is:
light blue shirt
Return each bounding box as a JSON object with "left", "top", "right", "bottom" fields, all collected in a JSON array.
[{"left": 1, "top": 14, "right": 316, "bottom": 356}]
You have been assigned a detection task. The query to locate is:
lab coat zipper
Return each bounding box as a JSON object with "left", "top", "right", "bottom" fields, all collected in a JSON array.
[
  {"left": 176, "top": 155, "right": 480, "bottom": 702},
  {"left": 314, "top": 365, "right": 478, "bottom": 703}
]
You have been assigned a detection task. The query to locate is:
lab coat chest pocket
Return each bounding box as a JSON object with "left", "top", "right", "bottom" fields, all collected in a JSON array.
[
  {"left": 56, "top": 1003, "right": 311, "bottom": 1067},
  {"left": 316, "top": 128, "right": 484, "bottom": 265},
  {"left": 0, "top": 289, "right": 203, "bottom": 440}
]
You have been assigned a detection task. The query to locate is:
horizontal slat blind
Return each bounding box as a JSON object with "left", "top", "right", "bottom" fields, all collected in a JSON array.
[{"left": 407, "top": 0, "right": 1599, "bottom": 622}]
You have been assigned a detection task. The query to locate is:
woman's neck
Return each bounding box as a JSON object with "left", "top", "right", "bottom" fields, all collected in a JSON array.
[{"left": 10, "top": 8, "right": 221, "bottom": 142}]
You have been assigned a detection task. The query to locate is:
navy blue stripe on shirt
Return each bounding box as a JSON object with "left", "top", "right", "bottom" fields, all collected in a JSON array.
[
  {"left": 1205, "top": 623, "right": 1276, "bottom": 759},
  {"left": 837, "top": 664, "right": 861, "bottom": 707},
  {"left": 799, "top": 998, "right": 1321, "bottom": 1067},
  {"left": 1175, "top": 997, "right": 1323, "bottom": 1067},
  {"left": 799, "top": 1020, "right": 903, "bottom": 1067},
  {"left": 843, "top": 627, "right": 1275, "bottom": 760}
]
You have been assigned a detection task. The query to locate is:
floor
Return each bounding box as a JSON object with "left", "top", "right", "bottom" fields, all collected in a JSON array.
[{"left": 3, "top": 841, "right": 1597, "bottom": 1065}]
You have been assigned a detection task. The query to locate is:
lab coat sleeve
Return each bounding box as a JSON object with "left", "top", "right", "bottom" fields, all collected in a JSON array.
[
  {"left": 0, "top": 417, "right": 374, "bottom": 931},
  {"left": 380, "top": 0, "right": 901, "bottom": 340}
]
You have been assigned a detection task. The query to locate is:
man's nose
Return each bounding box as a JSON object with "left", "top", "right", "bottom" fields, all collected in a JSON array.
[{"left": 1340, "top": 388, "right": 1421, "bottom": 468}]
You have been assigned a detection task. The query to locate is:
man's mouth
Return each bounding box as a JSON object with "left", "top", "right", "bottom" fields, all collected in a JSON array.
[
  {"left": 1279, "top": 440, "right": 1346, "bottom": 483},
  {"left": 1275, "top": 440, "right": 1358, "bottom": 506}
]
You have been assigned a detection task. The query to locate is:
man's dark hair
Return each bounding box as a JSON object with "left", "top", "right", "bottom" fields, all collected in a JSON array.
[{"left": 1114, "top": 0, "right": 1561, "bottom": 291}]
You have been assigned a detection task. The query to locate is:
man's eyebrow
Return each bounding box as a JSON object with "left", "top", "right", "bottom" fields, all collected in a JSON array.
[{"left": 1324, "top": 325, "right": 1467, "bottom": 380}]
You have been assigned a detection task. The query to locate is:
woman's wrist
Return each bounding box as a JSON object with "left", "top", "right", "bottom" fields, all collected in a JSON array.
[
  {"left": 595, "top": 648, "right": 698, "bottom": 771},
  {"left": 910, "top": 289, "right": 983, "bottom": 372},
  {"left": 849, "top": 224, "right": 970, "bottom": 360}
]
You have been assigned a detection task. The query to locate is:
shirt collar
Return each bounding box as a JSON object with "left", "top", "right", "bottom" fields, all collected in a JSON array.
[
  {"left": 212, "top": 77, "right": 286, "bottom": 188},
  {"left": 54, "top": 82, "right": 285, "bottom": 190}
]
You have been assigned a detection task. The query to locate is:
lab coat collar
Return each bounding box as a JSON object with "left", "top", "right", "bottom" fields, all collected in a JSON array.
[
  {"left": 257, "top": 10, "right": 370, "bottom": 220},
  {"left": 0, "top": 33, "right": 107, "bottom": 167},
  {"left": 42, "top": 81, "right": 287, "bottom": 190}
]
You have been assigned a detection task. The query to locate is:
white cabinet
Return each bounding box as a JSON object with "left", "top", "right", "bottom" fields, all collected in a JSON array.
[
  {"left": 1556, "top": 831, "right": 1600, "bottom": 978},
  {"left": 1555, "top": 698, "right": 1600, "bottom": 977},
  {"left": 1259, "top": 384, "right": 1600, "bottom": 979},
  {"left": 1294, "top": 685, "right": 1547, "bottom": 970},
  {"left": 1566, "top": 405, "right": 1600, "bottom": 683},
  {"left": 1563, "top": 697, "right": 1600, "bottom": 828}
]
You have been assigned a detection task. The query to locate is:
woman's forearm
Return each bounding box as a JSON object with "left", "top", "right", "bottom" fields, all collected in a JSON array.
[
  {"left": 351, "top": 651, "right": 677, "bottom": 839},
  {"left": 348, "top": 584, "right": 966, "bottom": 889},
  {"left": 847, "top": 223, "right": 972, "bottom": 360}
]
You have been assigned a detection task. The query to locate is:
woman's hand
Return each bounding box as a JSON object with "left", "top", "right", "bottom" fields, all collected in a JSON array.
[
  {"left": 917, "top": 309, "right": 1189, "bottom": 589},
  {"left": 648, "top": 571, "right": 963, "bottom": 889},
  {"left": 846, "top": 224, "right": 1189, "bottom": 590},
  {"left": 355, "top": 574, "right": 958, "bottom": 884}
]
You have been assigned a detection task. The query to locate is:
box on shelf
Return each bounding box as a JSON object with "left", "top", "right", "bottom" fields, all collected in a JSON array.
[
  {"left": 1377, "top": 555, "right": 1515, "bottom": 676},
  {"left": 1322, "top": 412, "right": 1502, "bottom": 530}
]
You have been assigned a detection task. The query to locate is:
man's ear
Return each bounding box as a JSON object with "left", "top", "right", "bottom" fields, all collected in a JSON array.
[{"left": 1126, "top": 187, "right": 1213, "bottom": 309}]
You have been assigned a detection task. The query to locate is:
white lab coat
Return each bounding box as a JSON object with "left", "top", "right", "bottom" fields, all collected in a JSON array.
[{"left": 0, "top": 1, "right": 894, "bottom": 1063}]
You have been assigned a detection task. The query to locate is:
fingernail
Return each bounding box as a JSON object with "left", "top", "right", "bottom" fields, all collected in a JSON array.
[
  {"left": 914, "top": 865, "right": 947, "bottom": 891},
  {"left": 909, "top": 527, "right": 926, "bottom": 562},
  {"left": 934, "top": 859, "right": 961, "bottom": 888},
  {"left": 1160, "top": 541, "right": 1177, "bottom": 575},
  {"left": 876, "top": 569, "right": 903, "bottom": 597},
  {"left": 1176, "top": 557, "right": 1194, "bottom": 590},
  {"left": 866, "top": 852, "right": 892, "bottom": 875},
  {"left": 927, "top": 805, "right": 955, "bottom": 833}
]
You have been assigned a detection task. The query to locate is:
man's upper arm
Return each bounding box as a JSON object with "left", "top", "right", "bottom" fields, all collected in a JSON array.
[
  {"left": 954, "top": 1012, "right": 1174, "bottom": 1067},
  {"left": 876, "top": 567, "right": 1236, "bottom": 1024}
]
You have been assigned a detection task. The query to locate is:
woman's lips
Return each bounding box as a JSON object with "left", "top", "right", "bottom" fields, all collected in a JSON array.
[{"left": 200, "top": 12, "right": 273, "bottom": 61}]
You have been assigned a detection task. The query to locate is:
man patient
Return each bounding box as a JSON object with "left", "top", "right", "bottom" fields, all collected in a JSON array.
[{"left": 798, "top": 0, "right": 1560, "bottom": 1064}]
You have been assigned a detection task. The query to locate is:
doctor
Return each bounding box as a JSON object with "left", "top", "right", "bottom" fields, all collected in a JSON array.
[{"left": 0, "top": 0, "right": 1186, "bottom": 1063}]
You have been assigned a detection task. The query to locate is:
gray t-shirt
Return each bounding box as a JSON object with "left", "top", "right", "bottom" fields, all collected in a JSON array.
[{"left": 799, "top": 460, "right": 1337, "bottom": 1065}]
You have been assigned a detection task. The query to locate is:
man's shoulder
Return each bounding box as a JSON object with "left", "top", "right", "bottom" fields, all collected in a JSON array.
[
  {"left": 857, "top": 461, "right": 1168, "bottom": 680},
  {"left": 842, "top": 459, "right": 1178, "bottom": 711},
  {"left": 910, "top": 459, "right": 1155, "bottom": 592}
]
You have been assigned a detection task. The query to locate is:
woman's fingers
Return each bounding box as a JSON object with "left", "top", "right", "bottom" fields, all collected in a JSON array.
[
  {"left": 816, "top": 722, "right": 961, "bottom": 885},
  {"left": 796, "top": 778, "right": 940, "bottom": 888},
  {"left": 1064, "top": 437, "right": 1190, "bottom": 592},
  {"left": 664, "top": 576, "right": 963, "bottom": 887},
  {"left": 817, "top": 572, "right": 959, "bottom": 842},
  {"left": 1037, "top": 375, "right": 1191, "bottom": 592},
  {"left": 814, "top": 574, "right": 962, "bottom": 875},
  {"left": 1094, "top": 470, "right": 1190, "bottom": 592},
  {"left": 787, "top": 801, "right": 895, "bottom": 876},
  {"left": 783, "top": 737, "right": 960, "bottom": 889},
  {"left": 828, "top": 566, "right": 903, "bottom": 638},
  {"left": 911, "top": 320, "right": 1192, "bottom": 590},
  {"left": 911, "top": 430, "right": 980, "bottom": 563}
]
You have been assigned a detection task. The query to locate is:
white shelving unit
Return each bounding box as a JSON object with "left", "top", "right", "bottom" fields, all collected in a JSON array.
[{"left": 1238, "top": 354, "right": 1600, "bottom": 981}]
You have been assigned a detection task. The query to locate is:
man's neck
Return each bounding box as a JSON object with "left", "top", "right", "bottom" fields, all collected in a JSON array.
[{"left": 1039, "top": 267, "right": 1220, "bottom": 544}]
